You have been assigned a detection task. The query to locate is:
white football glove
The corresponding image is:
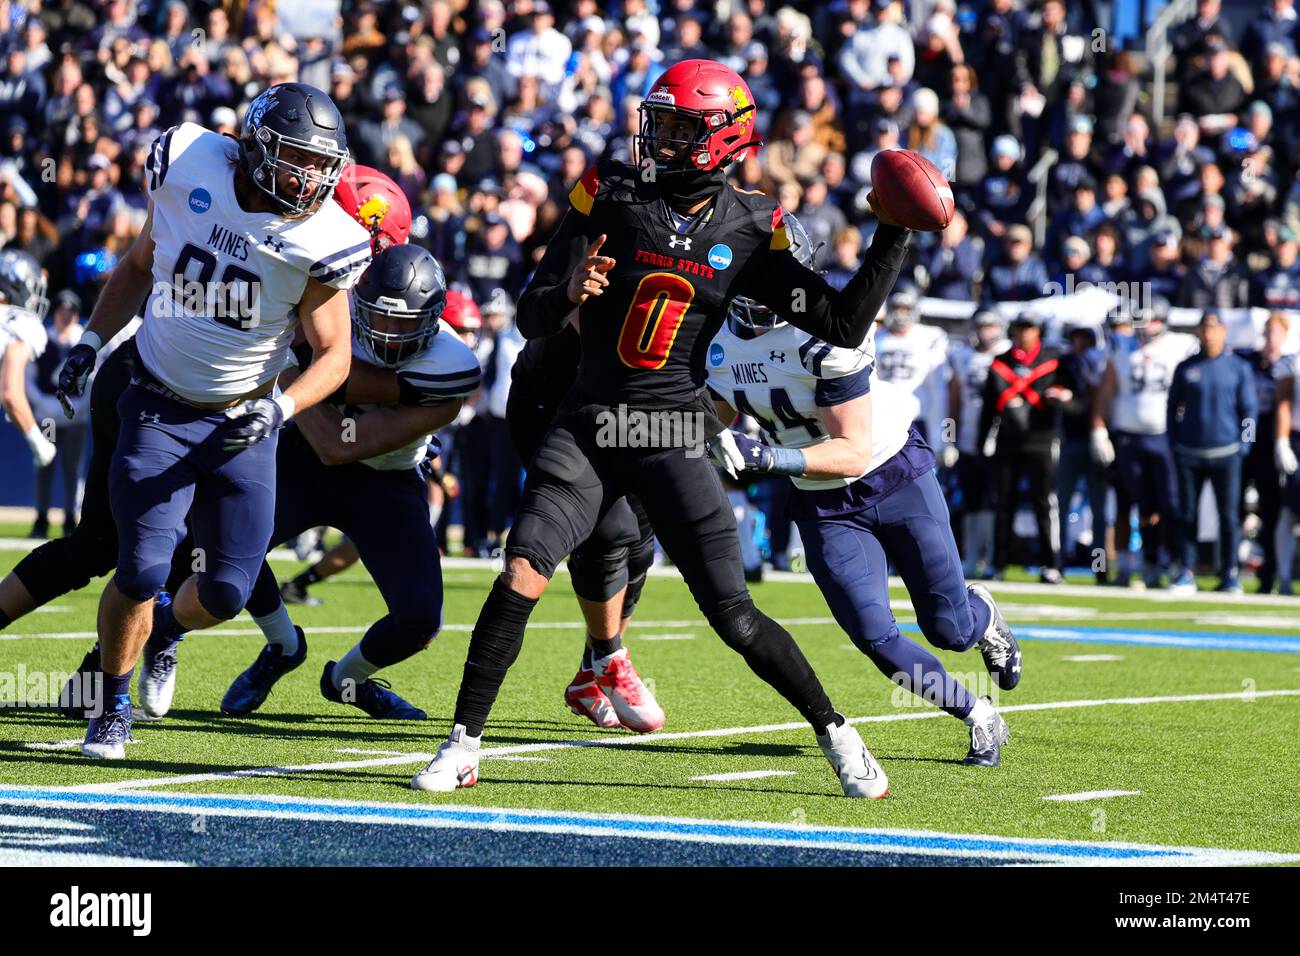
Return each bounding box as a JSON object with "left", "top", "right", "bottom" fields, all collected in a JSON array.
[
  {"left": 1276, "top": 437, "right": 1298, "bottom": 476},
  {"left": 1090, "top": 426, "right": 1115, "bottom": 466},
  {"left": 707, "top": 428, "right": 745, "bottom": 480},
  {"left": 940, "top": 442, "right": 960, "bottom": 469},
  {"left": 24, "top": 424, "right": 56, "bottom": 467}
]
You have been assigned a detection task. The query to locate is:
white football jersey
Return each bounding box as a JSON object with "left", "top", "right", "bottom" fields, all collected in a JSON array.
[
  {"left": 875, "top": 322, "right": 950, "bottom": 442},
  {"left": 949, "top": 339, "right": 1008, "bottom": 455},
  {"left": 344, "top": 319, "right": 481, "bottom": 471},
  {"left": 1110, "top": 331, "right": 1199, "bottom": 435},
  {"left": 135, "top": 122, "right": 372, "bottom": 403},
  {"left": 0, "top": 304, "right": 48, "bottom": 361},
  {"left": 707, "top": 319, "right": 917, "bottom": 490}
]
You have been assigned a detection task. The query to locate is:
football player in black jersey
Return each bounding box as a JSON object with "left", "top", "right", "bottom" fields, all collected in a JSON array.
[{"left": 413, "top": 59, "right": 911, "bottom": 797}]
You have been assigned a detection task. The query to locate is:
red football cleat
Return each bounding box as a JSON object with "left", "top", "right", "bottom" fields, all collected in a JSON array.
[
  {"left": 564, "top": 667, "right": 621, "bottom": 729},
  {"left": 593, "top": 649, "right": 665, "bottom": 734}
]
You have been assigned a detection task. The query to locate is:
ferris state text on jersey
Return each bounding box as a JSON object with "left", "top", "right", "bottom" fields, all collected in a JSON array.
[
  {"left": 561, "top": 160, "right": 800, "bottom": 411},
  {"left": 137, "top": 121, "right": 371, "bottom": 404}
]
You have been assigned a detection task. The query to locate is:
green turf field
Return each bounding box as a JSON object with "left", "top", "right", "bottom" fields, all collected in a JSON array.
[{"left": 1, "top": 549, "right": 1298, "bottom": 863}]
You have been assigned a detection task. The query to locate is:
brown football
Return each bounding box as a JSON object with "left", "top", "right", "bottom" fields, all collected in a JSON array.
[{"left": 870, "top": 148, "right": 955, "bottom": 232}]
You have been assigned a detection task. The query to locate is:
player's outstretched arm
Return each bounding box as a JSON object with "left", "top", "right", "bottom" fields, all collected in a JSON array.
[
  {"left": 516, "top": 210, "right": 599, "bottom": 339},
  {"left": 83, "top": 201, "right": 157, "bottom": 346},
  {"left": 296, "top": 397, "right": 464, "bottom": 465},
  {"left": 282, "top": 276, "right": 353, "bottom": 418},
  {"left": 803, "top": 391, "right": 874, "bottom": 480},
  {"left": 56, "top": 202, "right": 157, "bottom": 414},
  {"left": 745, "top": 221, "right": 911, "bottom": 349},
  {"left": 1, "top": 340, "right": 38, "bottom": 434}
]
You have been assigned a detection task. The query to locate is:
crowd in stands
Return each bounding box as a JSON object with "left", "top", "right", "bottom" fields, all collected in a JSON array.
[{"left": 2, "top": 0, "right": 1299, "bottom": 591}]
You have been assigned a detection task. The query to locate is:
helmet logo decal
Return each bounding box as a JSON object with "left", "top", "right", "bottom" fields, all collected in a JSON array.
[
  {"left": 646, "top": 89, "right": 675, "bottom": 106},
  {"left": 728, "top": 85, "right": 753, "bottom": 129},
  {"left": 358, "top": 193, "right": 392, "bottom": 226}
]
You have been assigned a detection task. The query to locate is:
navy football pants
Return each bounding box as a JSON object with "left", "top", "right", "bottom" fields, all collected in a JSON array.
[
  {"left": 245, "top": 432, "right": 443, "bottom": 667},
  {"left": 109, "top": 382, "right": 277, "bottom": 620},
  {"left": 796, "top": 470, "right": 989, "bottom": 718}
]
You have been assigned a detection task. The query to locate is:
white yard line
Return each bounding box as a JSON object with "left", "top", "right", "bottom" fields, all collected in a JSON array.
[
  {"left": 636, "top": 634, "right": 696, "bottom": 641},
  {"left": 59, "top": 688, "right": 1300, "bottom": 794},
  {"left": 690, "top": 769, "right": 796, "bottom": 782},
  {"left": 1043, "top": 790, "right": 1142, "bottom": 802}
]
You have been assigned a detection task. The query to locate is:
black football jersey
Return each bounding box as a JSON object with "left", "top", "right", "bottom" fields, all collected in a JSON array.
[{"left": 516, "top": 159, "right": 910, "bottom": 411}]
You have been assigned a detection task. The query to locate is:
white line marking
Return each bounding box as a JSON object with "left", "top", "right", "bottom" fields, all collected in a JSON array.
[
  {"left": 636, "top": 633, "right": 695, "bottom": 641},
  {"left": 3, "top": 617, "right": 845, "bottom": 641},
  {"left": 1043, "top": 790, "right": 1141, "bottom": 802},
  {"left": 32, "top": 606, "right": 72, "bottom": 614},
  {"left": 484, "top": 755, "right": 552, "bottom": 762},
  {"left": 1, "top": 786, "right": 1294, "bottom": 867},
  {"left": 334, "top": 748, "right": 407, "bottom": 756},
  {"left": 0, "top": 848, "right": 188, "bottom": 866},
  {"left": 21, "top": 740, "right": 83, "bottom": 751},
  {"left": 1062, "top": 655, "right": 1125, "bottom": 662},
  {"left": 691, "top": 769, "right": 797, "bottom": 782},
  {"left": 59, "top": 688, "right": 1300, "bottom": 793}
]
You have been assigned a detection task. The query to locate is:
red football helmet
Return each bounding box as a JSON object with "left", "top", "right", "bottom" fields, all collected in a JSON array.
[
  {"left": 441, "top": 288, "right": 483, "bottom": 347},
  {"left": 334, "top": 164, "right": 412, "bottom": 252},
  {"left": 637, "top": 59, "right": 762, "bottom": 174}
]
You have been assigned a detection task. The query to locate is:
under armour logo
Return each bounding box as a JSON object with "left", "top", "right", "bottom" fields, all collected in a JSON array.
[
  {"left": 769, "top": 351, "right": 785, "bottom": 363},
  {"left": 263, "top": 235, "right": 285, "bottom": 252},
  {"left": 667, "top": 235, "right": 692, "bottom": 250},
  {"left": 139, "top": 412, "right": 161, "bottom": 424}
]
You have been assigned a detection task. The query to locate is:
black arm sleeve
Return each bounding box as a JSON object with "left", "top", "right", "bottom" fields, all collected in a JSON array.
[
  {"left": 744, "top": 224, "right": 911, "bottom": 349},
  {"left": 515, "top": 208, "right": 592, "bottom": 340}
]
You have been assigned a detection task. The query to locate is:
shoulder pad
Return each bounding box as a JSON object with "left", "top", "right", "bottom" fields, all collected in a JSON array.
[
  {"left": 799, "top": 334, "right": 874, "bottom": 380},
  {"left": 297, "top": 202, "right": 374, "bottom": 290},
  {"left": 1, "top": 308, "right": 47, "bottom": 360},
  {"left": 146, "top": 122, "right": 222, "bottom": 196},
  {"left": 397, "top": 333, "right": 482, "bottom": 403}
]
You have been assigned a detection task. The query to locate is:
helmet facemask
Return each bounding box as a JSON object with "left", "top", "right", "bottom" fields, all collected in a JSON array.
[
  {"left": 248, "top": 128, "right": 349, "bottom": 218},
  {"left": 352, "top": 294, "right": 444, "bottom": 368},
  {"left": 0, "top": 252, "right": 49, "bottom": 320},
  {"left": 730, "top": 295, "right": 784, "bottom": 334}
]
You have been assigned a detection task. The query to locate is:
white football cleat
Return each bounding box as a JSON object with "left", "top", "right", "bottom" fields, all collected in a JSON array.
[
  {"left": 411, "top": 724, "right": 481, "bottom": 792},
  {"left": 138, "top": 638, "right": 180, "bottom": 718},
  {"left": 817, "top": 718, "right": 888, "bottom": 799},
  {"left": 592, "top": 648, "right": 665, "bottom": 733}
]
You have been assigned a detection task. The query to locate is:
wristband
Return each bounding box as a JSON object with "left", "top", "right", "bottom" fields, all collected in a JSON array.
[
  {"left": 769, "top": 445, "right": 806, "bottom": 476},
  {"left": 79, "top": 331, "right": 103, "bottom": 353},
  {"left": 274, "top": 394, "right": 296, "bottom": 421}
]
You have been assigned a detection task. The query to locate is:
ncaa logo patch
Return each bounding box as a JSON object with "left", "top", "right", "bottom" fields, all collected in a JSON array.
[
  {"left": 188, "top": 188, "right": 212, "bottom": 214},
  {"left": 709, "top": 343, "right": 725, "bottom": 367},
  {"left": 708, "top": 243, "right": 733, "bottom": 270}
]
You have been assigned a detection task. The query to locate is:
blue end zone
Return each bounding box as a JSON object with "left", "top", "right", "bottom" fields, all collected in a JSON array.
[{"left": 7, "top": 786, "right": 1292, "bottom": 867}]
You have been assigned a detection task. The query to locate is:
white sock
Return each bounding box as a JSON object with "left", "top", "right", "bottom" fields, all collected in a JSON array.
[
  {"left": 254, "top": 604, "right": 300, "bottom": 654},
  {"left": 964, "top": 697, "right": 994, "bottom": 727},
  {"left": 333, "top": 644, "right": 379, "bottom": 690}
]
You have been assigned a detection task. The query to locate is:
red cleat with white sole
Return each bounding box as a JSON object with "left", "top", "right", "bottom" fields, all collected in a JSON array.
[
  {"left": 564, "top": 667, "right": 622, "bottom": 729},
  {"left": 593, "top": 649, "right": 665, "bottom": 733}
]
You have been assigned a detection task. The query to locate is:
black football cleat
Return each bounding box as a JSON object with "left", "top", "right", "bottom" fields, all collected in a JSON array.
[
  {"left": 320, "top": 661, "right": 427, "bottom": 719},
  {"left": 221, "top": 628, "right": 308, "bottom": 716},
  {"left": 59, "top": 643, "right": 103, "bottom": 719}
]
